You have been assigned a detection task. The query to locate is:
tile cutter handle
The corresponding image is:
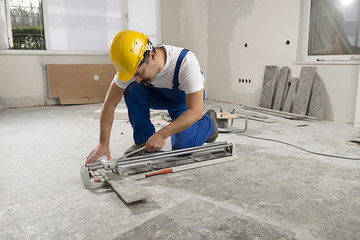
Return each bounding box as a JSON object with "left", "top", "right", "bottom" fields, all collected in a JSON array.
[{"left": 116, "top": 146, "right": 147, "bottom": 161}]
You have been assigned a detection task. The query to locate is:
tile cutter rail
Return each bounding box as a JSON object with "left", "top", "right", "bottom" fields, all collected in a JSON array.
[{"left": 81, "top": 142, "right": 237, "bottom": 189}]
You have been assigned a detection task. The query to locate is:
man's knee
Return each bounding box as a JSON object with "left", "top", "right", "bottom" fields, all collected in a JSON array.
[
  {"left": 172, "top": 137, "right": 191, "bottom": 150},
  {"left": 171, "top": 131, "right": 197, "bottom": 150}
]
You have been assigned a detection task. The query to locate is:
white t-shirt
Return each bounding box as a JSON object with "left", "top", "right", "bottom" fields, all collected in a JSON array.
[{"left": 113, "top": 44, "right": 204, "bottom": 94}]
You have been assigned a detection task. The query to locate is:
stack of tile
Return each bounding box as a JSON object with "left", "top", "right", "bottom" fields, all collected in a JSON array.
[{"left": 259, "top": 66, "right": 324, "bottom": 119}]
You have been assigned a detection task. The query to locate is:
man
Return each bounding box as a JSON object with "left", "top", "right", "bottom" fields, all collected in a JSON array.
[{"left": 86, "top": 30, "right": 217, "bottom": 164}]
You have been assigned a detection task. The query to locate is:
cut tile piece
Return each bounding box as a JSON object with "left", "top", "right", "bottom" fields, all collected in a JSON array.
[
  {"left": 308, "top": 73, "right": 324, "bottom": 119},
  {"left": 292, "top": 67, "right": 316, "bottom": 115},
  {"left": 0, "top": 96, "right": 5, "bottom": 111},
  {"left": 273, "top": 67, "right": 290, "bottom": 111},
  {"left": 117, "top": 198, "right": 296, "bottom": 240},
  {"left": 125, "top": 198, "right": 161, "bottom": 215},
  {"left": 98, "top": 169, "right": 152, "bottom": 203},
  {"left": 283, "top": 69, "right": 292, "bottom": 108},
  {"left": 282, "top": 78, "right": 299, "bottom": 113},
  {"left": 260, "top": 66, "right": 279, "bottom": 109}
]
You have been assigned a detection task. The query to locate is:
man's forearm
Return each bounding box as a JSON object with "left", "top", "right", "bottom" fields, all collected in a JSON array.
[
  {"left": 99, "top": 103, "right": 116, "bottom": 145},
  {"left": 98, "top": 82, "right": 124, "bottom": 145},
  {"left": 158, "top": 90, "right": 204, "bottom": 139},
  {"left": 157, "top": 108, "right": 202, "bottom": 139}
]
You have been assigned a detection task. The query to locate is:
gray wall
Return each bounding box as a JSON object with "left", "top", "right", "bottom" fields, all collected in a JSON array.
[{"left": 161, "top": 0, "right": 182, "bottom": 47}]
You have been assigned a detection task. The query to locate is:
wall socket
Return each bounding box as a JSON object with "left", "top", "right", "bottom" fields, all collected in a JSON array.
[{"left": 238, "top": 78, "right": 252, "bottom": 83}]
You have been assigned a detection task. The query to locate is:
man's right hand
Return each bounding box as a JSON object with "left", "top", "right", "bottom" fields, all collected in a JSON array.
[
  {"left": 85, "top": 82, "right": 124, "bottom": 165},
  {"left": 85, "top": 144, "right": 111, "bottom": 164}
]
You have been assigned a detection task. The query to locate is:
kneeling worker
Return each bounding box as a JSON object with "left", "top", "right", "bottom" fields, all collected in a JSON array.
[{"left": 86, "top": 30, "right": 218, "bottom": 164}]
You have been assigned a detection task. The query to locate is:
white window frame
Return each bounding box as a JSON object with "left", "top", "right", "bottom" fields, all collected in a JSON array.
[
  {"left": 301, "top": 0, "right": 360, "bottom": 63},
  {"left": 41, "top": 0, "right": 48, "bottom": 51},
  {"left": 4, "top": 0, "right": 13, "bottom": 48},
  {"left": 3, "top": 0, "right": 48, "bottom": 53}
]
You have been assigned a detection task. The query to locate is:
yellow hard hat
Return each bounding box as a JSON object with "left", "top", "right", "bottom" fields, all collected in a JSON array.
[{"left": 109, "top": 30, "right": 148, "bottom": 82}]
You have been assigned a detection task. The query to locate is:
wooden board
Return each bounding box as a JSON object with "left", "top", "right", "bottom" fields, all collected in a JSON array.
[{"left": 47, "top": 64, "right": 116, "bottom": 105}]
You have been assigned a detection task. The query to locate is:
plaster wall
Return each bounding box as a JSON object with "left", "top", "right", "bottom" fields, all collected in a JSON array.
[
  {"left": 204, "top": 0, "right": 359, "bottom": 123},
  {"left": 0, "top": 55, "right": 44, "bottom": 107},
  {"left": 0, "top": 53, "right": 111, "bottom": 108},
  {"left": 207, "top": 0, "right": 307, "bottom": 110},
  {"left": 301, "top": 64, "right": 359, "bottom": 123},
  {"left": 179, "top": 0, "right": 208, "bottom": 88},
  {"left": 161, "top": 0, "right": 182, "bottom": 47},
  {"left": 161, "top": 0, "right": 208, "bottom": 95}
]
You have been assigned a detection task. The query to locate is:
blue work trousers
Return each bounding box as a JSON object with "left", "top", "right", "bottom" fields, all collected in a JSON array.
[{"left": 123, "top": 81, "right": 214, "bottom": 150}]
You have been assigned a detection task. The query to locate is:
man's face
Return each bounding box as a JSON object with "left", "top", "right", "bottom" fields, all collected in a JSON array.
[{"left": 134, "top": 55, "right": 157, "bottom": 85}]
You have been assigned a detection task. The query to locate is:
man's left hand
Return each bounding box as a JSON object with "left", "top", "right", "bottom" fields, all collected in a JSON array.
[{"left": 146, "top": 131, "right": 166, "bottom": 152}]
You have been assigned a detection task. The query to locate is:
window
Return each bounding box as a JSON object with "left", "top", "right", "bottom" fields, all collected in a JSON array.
[
  {"left": 9, "top": 0, "right": 46, "bottom": 50},
  {"left": 309, "top": 0, "right": 360, "bottom": 55},
  {"left": 1, "top": 0, "right": 160, "bottom": 52}
]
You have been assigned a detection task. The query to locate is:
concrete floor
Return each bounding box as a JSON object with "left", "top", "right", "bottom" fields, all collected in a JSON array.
[{"left": 1, "top": 101, "right": 360, "bottom": 240}]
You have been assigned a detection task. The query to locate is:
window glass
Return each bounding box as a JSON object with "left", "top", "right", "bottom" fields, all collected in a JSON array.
[
  {"left": 45, "top": 0, "right": 123, "bottom": 52},
  {"left": 309, "top": 0, "right": 360, "bottom": 55},
  {"left": 9, "top": 0, "right": 45, "bottom": 50},
  {"left": 128, "top": 0, "right": 158, "bottom": 45}
]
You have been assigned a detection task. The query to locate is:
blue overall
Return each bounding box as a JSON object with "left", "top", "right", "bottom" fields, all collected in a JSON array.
[{"left": 123, "top": 49, "right": 214, "bottom": 150}]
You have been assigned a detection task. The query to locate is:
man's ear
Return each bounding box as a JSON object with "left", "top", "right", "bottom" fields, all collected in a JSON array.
[{"left": 150, "top": 51, "right": 156, "bottom": 60}]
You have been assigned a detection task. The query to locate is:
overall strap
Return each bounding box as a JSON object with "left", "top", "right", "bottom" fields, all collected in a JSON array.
[{"left": 172, "top": 49, "right": 189, "bottom": 89}]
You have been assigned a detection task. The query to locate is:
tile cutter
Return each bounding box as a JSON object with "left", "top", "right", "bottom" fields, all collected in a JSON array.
[{"left": 80, "top": 141, "right": 237, "bottom": 189}]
